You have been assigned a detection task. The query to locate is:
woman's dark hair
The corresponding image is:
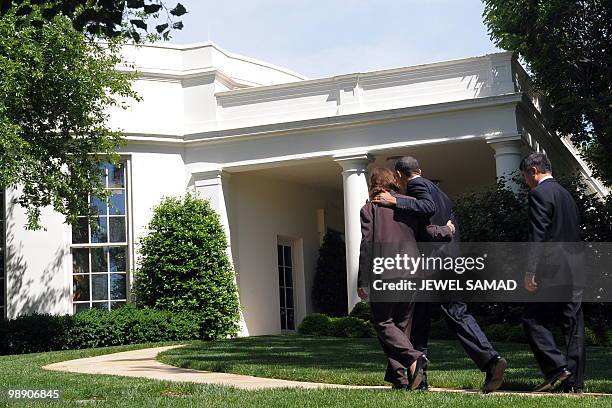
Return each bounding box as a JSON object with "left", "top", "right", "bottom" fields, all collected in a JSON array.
[{"left": 369, "top": 167, "right": 399, "bottom": 199}]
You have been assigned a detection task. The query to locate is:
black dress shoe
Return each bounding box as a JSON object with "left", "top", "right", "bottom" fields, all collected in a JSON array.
[
  {"left": 483, "top": 356, "right": 507, "bottom": 393},
  {"left": 553, "top": 379, "right": 584, "bottom": 394},
  {"left": 409, "top": 356, "right": 429, "bottom": 390},
  {"left": 415, "top": 372, "right": 429, "bottom": 391},
  {"left": 391, "top": 383, "right": 410, "bottom": 390},
  {"left": 534, "top": 367, "right": 572, "bottom": 392}
]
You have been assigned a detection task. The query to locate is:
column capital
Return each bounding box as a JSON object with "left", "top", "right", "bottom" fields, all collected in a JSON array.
[
  {"left": 333, "top": 152, "right": 374, "bottom": 172},
  {"left": 485, "top": 134, "right": 523, "bottom": 153},
  {"left": 192, "top": 168, "right": 231, "bottom": 188},
  {"left": 486, "top": 135, "right": 523, "bottom": 192}
]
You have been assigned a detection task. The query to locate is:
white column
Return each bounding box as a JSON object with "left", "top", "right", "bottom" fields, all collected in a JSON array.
[
  {"left": 488, "top": 137, "right": 523, "bottom": 191},
  {"left": 192, "top": 169, "right": 233, "bottom": 244},
  {"left": 333, "top": 153, "right": 373, "bottom": 312},
  {"left": 191, "top": 169, "right": 249, "bottom": 336}
]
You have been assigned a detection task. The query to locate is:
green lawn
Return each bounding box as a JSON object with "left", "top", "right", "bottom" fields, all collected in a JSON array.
[
  {"left": 159, "top": 335, "right": 612, "bottom": 393},
  {"left": 0, "top": 339, "right": 608, "bottom": 407}
]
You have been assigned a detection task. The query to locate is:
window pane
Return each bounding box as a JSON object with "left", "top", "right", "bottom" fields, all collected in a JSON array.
[
  {"left": 72, "top": 248, "right": 89, "bottom": 274},
  {"left": 279, "top": 288, "right": 285, "bottom": 308},
  {"left": 286, "top": 288, "right": 294, "bottom": 309},
  {"left": 109, "top": 217, "right": 126, "bottom": 243},
  {"left": 287, "top": 309, "right": 295, "bottom": 330},
  {"left": 109, "top": 247, "right": 126, "bottom": 272},
  {"left": 90, "top": 195, "right": 107, "bottom": 216},
  {"left": 108, "top": 163, "right": 125, "bottom": 188},
  {"left": 109, "top": 190, "right": 125, "bottom": 215},
  {"left": 92, "top": 301, "right": 108, "bottom": 310},
  {"left": 110, "top": 274, "right": 126, "bottom": 300},
  {"left": 284, "top": 267, "right": 293, "bottom": 287},
  {"left": 91, "top": 274, "right": 108, "bottom": 301},
  {"left": 283, "top": 246, "right": 292, "bottom": 267},
  {"left": 73, "top": 275, "right": 90, "bottom": 301},
  {"left": 91, "top": 247, "right": 108, "bottom": 272},
  {"left": 97, "top": 163, "right": 109, "bottom": 187},
  {"left": 74, "top": 303, "right": 90, "bottom": 314},
  {"left": 111, "top": 301, "right": 126, "bottom": 310},
  {"left": 277, "top": 245, "right": 283, "bottom": 266},
  {"left": 278, "top": 267, "right": 284, "bottom": 287},
  {"left": 90, "top": 217, "right": 108, "bottom": 243},
  {"left": 280, "top": 308, "right": 286, "bottom": 330},
  {"left": 72, "top": 218, "right": 89, "bottom": 244}
]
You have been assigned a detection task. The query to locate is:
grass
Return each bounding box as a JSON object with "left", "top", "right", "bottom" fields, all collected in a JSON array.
[
  {"left": 159, "top": 335, "right": 612, "bottom": 393},
  {"left": 0, "top": 338, "right": 607, "bottom": 407}
]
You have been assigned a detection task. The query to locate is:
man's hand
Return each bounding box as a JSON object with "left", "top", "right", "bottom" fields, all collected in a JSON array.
[
  {"left": 371, "top": 191, "right": 397, "bottom": 207},
  {"left": 524, "top": 272, "right": 538, "bottom": 292},
  {"left": 446, "top": 220, "right": 456, "bottom": 234},
  {"left": 357, "top": 287, "right": 369, "bottom": 300}
]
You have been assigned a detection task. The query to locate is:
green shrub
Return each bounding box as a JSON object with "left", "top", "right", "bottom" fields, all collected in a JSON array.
[
  {"left": 298, "top": 313, "right": 375, "bottom": 338},
  {"left": 311, "top": 230, "right": 347, "bottom": 317},
  {"left": 298, "top": 313, "right": 333, "bottom": 336},
  {"left": 331, "top": 316, "right": 375, "bottom": 338},
  {"left": 0, "top": 314, "right": 74, "bottom": 355},
  {"left": 133, "top": 193, "right": 240, "bottom": 340},
  {"left": 67, "top": 304, "right": 202, "bottom": 349},
  {"left": 349, "top": 302, "right": 371, "bottom": 321},
  {"left": 427, "top": 318, "right": 454, "bottom": 340},
  {"left": 0, "top": 304, "right": 202, "bottom": 355}
]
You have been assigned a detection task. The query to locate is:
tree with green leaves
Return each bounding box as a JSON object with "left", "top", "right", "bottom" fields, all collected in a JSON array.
[
  {"left": 312, "top": 230, "right": 348, "bottom": 317},
  {"left": 482, "top": 0, "right": 612, "bottom": 185},
  {"left": 0, "top": 7, "right": 138, "bottom": 229},
  {"left": 1, "top": 0, "right": 188, "bottom": 41}
]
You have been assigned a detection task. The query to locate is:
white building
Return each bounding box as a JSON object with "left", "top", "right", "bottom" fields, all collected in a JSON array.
[{"left": 1, "top": 42, "right": 604, "bottom": 335}]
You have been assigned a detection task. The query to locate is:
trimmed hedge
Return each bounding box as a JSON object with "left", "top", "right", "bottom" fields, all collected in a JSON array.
[
  {"left": 299, "top": 307, "right": 612, "bottom": 346},
  {"left": 0, "top": 304, "right": 203, "bottom": 355},
  {"left": 298, "top": 314, "right": 375, "bottom": 338},
  {"left": 348, "top": 301, "right": 371, "bottom": 321}
]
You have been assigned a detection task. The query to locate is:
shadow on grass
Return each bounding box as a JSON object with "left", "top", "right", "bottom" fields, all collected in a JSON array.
[{"left": 159, "top": 335, "right": 612, "bottom": 393}]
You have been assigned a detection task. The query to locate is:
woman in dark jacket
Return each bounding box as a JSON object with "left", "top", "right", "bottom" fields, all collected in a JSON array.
[{"left": 357, "top": 167, "right": 454, "bottom": 390}]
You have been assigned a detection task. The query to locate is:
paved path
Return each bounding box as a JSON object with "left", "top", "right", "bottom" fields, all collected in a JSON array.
[{"left": 43, "top": 345, "right": 610, "bottom": 396}]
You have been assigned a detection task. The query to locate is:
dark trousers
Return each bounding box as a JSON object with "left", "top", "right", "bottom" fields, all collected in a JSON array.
[
  {"left": 370, "top": 301, "right": 423, "bottom": 385},
  {"left": 410, "top": 301, "right": 498, "bottom": 371},
  {"left": 522, "top": 300, "right": 585, "bottom": 388}
]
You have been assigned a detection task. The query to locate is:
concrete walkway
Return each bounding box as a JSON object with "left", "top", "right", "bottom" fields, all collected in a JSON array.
[{"left": 43, "top": 345, "right": 610, "bottom": 396}]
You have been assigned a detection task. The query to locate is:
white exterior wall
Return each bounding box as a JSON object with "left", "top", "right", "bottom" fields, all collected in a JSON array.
[
  {"left": 5, "top": 189, "right": 72, "bottom": 318},
  {"left": 127, "top": 150, "right": 187, "bottom": 262}
]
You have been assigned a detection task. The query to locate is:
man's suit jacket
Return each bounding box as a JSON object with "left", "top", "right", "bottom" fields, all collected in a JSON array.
[
  {"left": 528, "top": 178, "right": 580, "bottom": 243},
  {"left": 527, "top": 178, "right": 582, "bottom": 288},
  {"left": 396, "top": 176, "right": 460, "bottom": 242}
]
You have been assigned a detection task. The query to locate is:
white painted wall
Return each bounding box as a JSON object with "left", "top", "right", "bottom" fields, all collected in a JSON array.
[
  {"left": 5, "top": 189, "right": 72, "bottom": 318},
  {"left": 126, "top": 149, "right": 187, "bottom": 257}
]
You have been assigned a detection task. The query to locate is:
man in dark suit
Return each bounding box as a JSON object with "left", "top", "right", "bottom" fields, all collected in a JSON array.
[
  {"left": 372, "top": 156, "right": 507, "bottom": 393},
  {"left": 520, "top": 152, "right": 585, "bottom": 393}
]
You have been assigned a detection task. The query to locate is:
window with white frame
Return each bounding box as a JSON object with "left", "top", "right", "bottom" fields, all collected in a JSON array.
[{"left": 71, "top": 162, "right": 128, "bottom": 313}]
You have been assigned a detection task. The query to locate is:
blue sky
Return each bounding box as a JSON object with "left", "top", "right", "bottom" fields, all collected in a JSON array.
[{"left": 169, "top": 0, "right": 501, "bottom": 79}]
